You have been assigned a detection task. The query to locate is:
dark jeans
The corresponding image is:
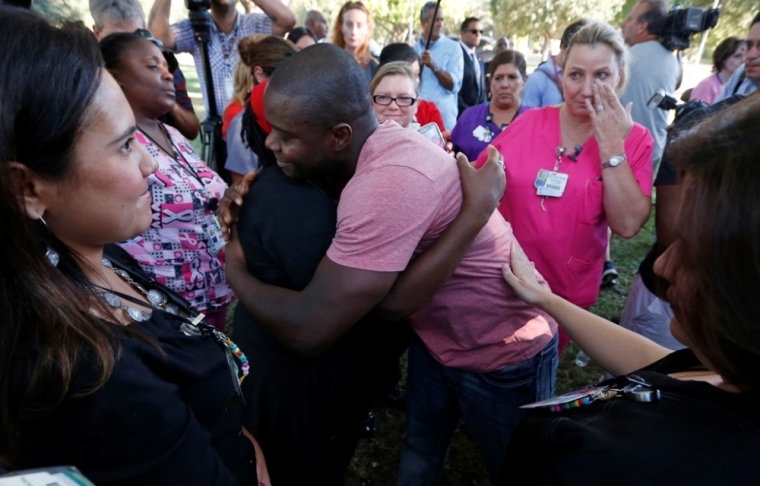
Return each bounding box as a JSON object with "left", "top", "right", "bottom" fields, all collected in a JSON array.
[{"left": 397, "top": 334, "right": 558, "bottom": 485}]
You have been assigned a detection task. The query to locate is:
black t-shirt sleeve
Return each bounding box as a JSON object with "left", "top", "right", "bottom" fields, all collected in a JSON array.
[
  {"left": 23, "top": 330, "right": 254, "bottom": 486},
  {"left": 236, "top": 166, "right": 338, "bottom": 291}
]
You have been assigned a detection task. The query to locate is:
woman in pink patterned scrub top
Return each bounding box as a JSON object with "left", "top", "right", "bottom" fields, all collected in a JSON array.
[{"left": 100, "top": 33, "right": 233, "bottom": 330}]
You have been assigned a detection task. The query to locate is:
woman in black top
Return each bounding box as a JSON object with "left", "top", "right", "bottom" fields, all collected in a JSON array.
[
  {"left": 500, "top": 95, "right": 760, "bottom": 484},
  {"left": 0, "top": 8, "right": 260, "bottom": 484}
]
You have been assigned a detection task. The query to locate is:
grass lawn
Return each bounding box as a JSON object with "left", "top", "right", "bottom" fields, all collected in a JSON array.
[{"left": 181, "top": 51, "right": 662, "bottom": 485}]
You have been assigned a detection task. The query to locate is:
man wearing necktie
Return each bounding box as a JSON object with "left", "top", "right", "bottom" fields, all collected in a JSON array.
[{"left": 458, "top": 17, "right": 486, "bottom": 117}]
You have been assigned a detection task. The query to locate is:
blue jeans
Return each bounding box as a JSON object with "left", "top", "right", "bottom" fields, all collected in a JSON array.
[{"left": 397, "top": 334, "right": 558, "bottom": 486}]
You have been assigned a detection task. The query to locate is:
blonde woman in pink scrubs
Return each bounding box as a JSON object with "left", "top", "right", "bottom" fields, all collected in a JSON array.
[{"left": 476, "top": 22, "right": 654, "bottom": 353}]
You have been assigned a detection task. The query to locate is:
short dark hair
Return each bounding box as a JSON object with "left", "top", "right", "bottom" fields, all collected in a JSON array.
[
  {"left": 487, "top": 49, "right": 527, "bottom": 81},
  {"left": 560, "top": 19, "right": 589, "bottom": 48},
  {"left": 286, "top": 26, "right": 318, "bottom": 46},
  {"left": 460, "top": 17, "right": 479, "bottom": 32},
  {"left": 712, "top": 36, "right": 746, "bottom": 73},
  {"left": 752, "top": 10, "right": 760, "bottom": 27},
  {"left": 637, "top": 0, "right": 669, "bottom": 36},
  {"left": 267, "top": 43, "right": 372, "bottom": 129},
  {"left": 99, "top": 32, "right": 148, "bottom": 71},
  {"left": 379, "top": 43, "right": 420, "bottom": 66}
]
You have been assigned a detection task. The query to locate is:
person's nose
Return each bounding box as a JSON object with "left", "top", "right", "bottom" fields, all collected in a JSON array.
[
  {"left": 581, "top": 77, "right": 594, "bottom": 97},
  {"left": 265, "top": 132, "right": 280, "bottom": 153},
  {"left": 160, "top": 65, "right": 173, "bottom": 82}
]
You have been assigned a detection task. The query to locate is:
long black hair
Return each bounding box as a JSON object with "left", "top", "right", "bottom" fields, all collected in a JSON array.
[{"left": 0, "top": 7, "right": 121, "bottom": 466}]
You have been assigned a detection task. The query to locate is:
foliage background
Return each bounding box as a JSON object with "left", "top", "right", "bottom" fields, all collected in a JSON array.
[{"left": 33, "top": 0, "right": 758, "bottom": 58}]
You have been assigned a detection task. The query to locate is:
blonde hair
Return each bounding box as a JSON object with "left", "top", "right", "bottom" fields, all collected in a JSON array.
[
  {"left": 369, "top": 61, "right": 419, "bottom": 97},
  {"left": 230, "top": 60, "right": 254, "bottom": 107},
  {"left": 332, "top": 1, "right": 375, "bottom": 67},
  {"left": 563, "top": 21, "right": 630, "bottom": 96}
]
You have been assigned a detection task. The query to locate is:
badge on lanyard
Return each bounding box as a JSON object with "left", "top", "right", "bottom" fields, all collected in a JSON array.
[
  {"left": 224, "top": 75, "right": 234, "bottom": 102},
  {"left": 472, "top": 125, "right": 492, "bottom": 143},
  {"left": 535, "top": 169, "right": 569, "bottom": 197},
  {"left": 520, "top": 374, "right": 661, "bottom": 413},
  {"left": 205, "top": 214, "right": 227, "bottom": 255}
]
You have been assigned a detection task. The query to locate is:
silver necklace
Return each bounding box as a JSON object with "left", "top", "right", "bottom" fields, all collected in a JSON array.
[{"left": 101, "top": 258, "right": 179, "bottom": 322}]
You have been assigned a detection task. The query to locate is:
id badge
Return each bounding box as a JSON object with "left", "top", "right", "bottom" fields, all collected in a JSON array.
[
  {"left": 519, "top": 386, "right": 608, "bottom": 409},
  {"left": 224, "top": 75, "right": 234, "bottom": 102},
  {"left": 206, "top": 214, "right": 227, "bottom": 255},
  {"left": 535, "top": 170, "right": 569, "bottom": 197}
]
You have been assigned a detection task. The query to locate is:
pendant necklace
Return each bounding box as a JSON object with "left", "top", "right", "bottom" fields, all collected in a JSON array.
[{"left": 100, "top": 257, "right": 249, "bottom": 384}]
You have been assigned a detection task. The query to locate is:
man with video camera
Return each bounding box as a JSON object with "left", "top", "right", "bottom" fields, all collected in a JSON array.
[
  {"left": 620, "top": 0, "right": 680, "bottom": 166},
  {"left": 148, "top": 0, "right": 295, "bottom": 117}
]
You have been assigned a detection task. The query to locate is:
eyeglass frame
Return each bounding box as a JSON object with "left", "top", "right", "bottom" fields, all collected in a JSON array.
[{"left": 372, "top": 94, "right": 418, "bottom": 107}]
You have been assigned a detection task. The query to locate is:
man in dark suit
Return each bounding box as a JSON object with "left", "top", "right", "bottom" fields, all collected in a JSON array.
[{"left": 458, "top": 17, "right": 485, "bottom": 117}]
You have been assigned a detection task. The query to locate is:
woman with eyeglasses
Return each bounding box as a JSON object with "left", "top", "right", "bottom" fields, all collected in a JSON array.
[
  {"left": 369, "top": 61, "right": 420, "bottom": 129},
  {"left": 451, "top": 49, "right": 530, "bottom": 162}
]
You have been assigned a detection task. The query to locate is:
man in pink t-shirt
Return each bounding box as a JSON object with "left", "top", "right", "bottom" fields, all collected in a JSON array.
[{"left": 226, "top": 44, "right": 558, "bottom": 485}]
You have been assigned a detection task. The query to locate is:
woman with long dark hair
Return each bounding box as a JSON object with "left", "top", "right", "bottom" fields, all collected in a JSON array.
[{"left": 0, "top": 8, "right": 261, "bottom": 483}]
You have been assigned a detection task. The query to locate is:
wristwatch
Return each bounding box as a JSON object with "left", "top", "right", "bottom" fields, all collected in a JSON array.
[
  {"left": 433, "top": 63, "right": 442, "bottom": 73},
  {"left": 602, "top": 154, "right": 627, "bottom": 169}
]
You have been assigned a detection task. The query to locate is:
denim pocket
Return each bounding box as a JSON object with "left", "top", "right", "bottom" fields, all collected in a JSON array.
[{"left": 480, "top": 356, "right": 542, "bottom": 389}]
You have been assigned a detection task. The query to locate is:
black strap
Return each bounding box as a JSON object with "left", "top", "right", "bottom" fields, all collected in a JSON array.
[{"left": 732, "top": 71, "right": 747, "bottom": 96}]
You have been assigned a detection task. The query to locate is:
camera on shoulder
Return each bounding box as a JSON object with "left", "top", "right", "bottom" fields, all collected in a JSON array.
[{"left": 660, "top": 6, "right": 720, "bottom": 51}]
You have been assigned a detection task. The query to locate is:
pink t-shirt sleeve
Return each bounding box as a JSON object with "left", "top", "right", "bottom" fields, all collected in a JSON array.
[
  {"left": 326, "top": 165, "right": 444, "bottom": 272},
  {"left": 626, "top": 124, "right": 655, "bottom": 197},
  {"left": 689, "top": 74, "right": 721, "bottom": 105}
]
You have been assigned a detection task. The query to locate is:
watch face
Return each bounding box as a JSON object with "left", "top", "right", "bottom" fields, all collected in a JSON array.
[{"left": 609, "top": 155, "right": 625, "bottom": 166}]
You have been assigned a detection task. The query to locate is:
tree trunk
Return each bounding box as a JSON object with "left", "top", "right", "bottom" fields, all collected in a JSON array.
[{"left": 541, "top": 33, "right": 552, "bottom": 63}]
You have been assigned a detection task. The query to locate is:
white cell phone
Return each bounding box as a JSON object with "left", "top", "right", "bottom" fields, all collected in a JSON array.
[{"left": 417, "top": 122, "right": 446, "bottom": 149}]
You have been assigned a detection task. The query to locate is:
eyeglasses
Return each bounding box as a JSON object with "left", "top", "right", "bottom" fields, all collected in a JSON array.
[
  {"left": 372, "top": 95, "right": 417, "bottom": 107},
  {"left": 134, "top": 28, "right": 164, "bottom": 50},
  {"left": 468, "top": 29, "right": 483, "bottom": 34}
]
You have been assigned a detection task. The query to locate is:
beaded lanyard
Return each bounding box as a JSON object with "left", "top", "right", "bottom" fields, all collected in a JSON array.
[
  {"left": 216, "top": 19, "right": 240, "bottom": 76},
  {"left": 102, "top": 257, "right": 249, "bottom": 384}
]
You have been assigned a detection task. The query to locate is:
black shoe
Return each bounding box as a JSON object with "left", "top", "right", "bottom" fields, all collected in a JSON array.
[{"left": 358, "top": 411, "right": 378, "bottom": 438}]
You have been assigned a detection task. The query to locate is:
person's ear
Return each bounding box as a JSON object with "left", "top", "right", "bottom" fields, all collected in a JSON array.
[
  {"left": 330, "top": 123, "right": 353, "bottom": 152},
  {"left": 92, "top": 25, "right": 102, "bottom": 41},
  {"left": 638, "top": 20, "right": 649, "bottom": 38},
  {"left": 7, "top": 162, "right": 57, "bottom": 221},
  {"left": 253, "top": 66, "right": 267, "bottom": 84}
]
